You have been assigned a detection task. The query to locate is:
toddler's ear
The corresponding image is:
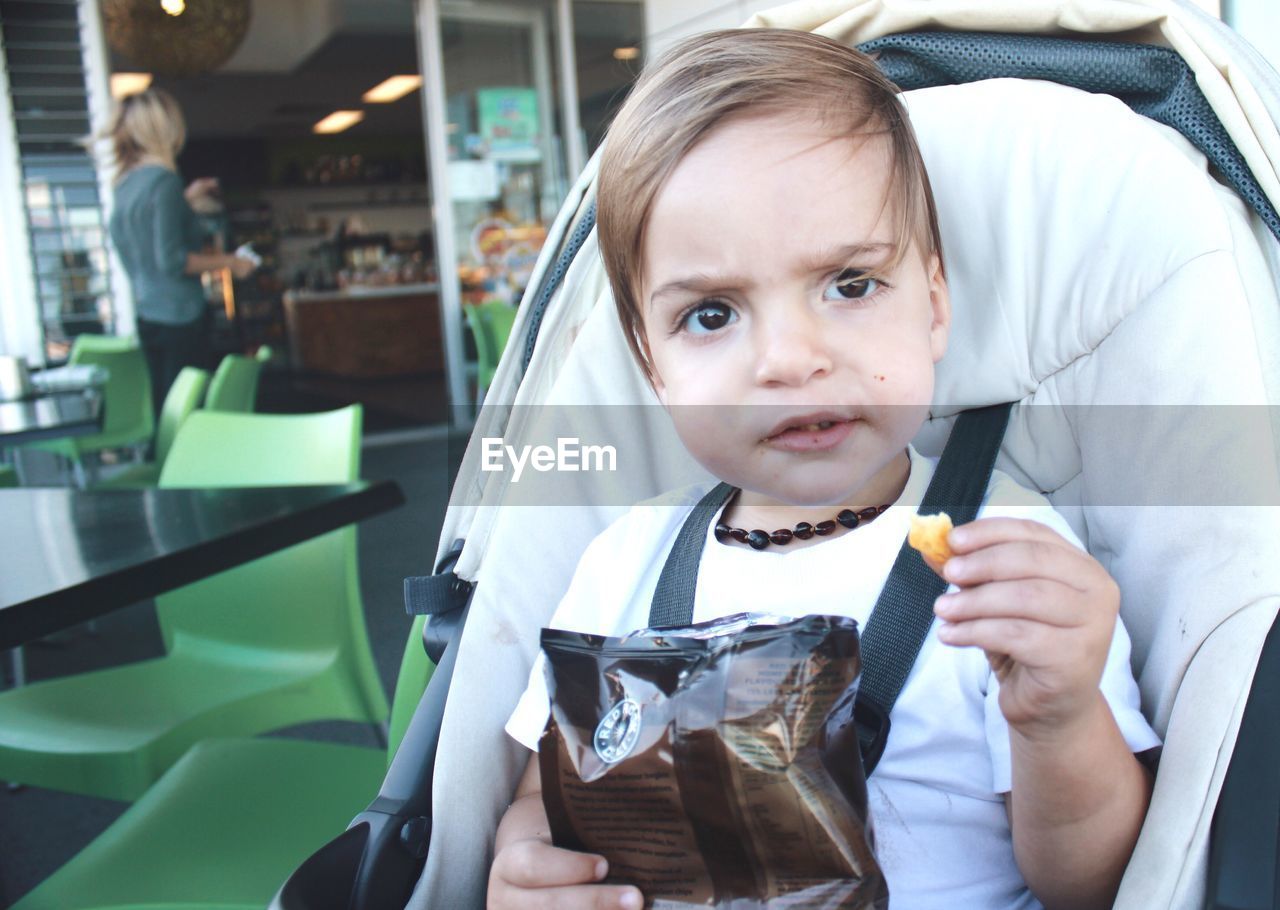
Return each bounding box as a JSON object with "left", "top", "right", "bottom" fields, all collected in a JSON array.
[{"left": 927, "top": 253, "right": 951, "bottom": 363}]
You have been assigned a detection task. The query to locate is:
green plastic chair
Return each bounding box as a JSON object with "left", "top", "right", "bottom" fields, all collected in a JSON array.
[
  {"left": 0, "top": 463, "right": 17, "bottom": 487},
  {"left": 26, "top": 335, "right": 155, "bottom": 478},
  {"left": 465, "top": 300, "right": 517, "bottom": 393},
  {"left": 10, "top": 616, "right": 433, "bottom": 910},
  {"left": 205, "top": 353, "right": 264, "bottom": 412},
  {"left": 95, "top": 366, "right": 210, "bottom": 488},
  {"left": 0, "top": 406, "right": 390, "bottom": 801}
]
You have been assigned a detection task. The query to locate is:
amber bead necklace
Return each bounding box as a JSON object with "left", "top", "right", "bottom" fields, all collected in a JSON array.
[{"left": 713, "top": 491, "right": 893, "bottom": 550}]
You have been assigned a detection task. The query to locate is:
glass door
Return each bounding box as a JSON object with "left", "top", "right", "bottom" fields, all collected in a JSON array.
[{"left": 416, "top": 0, "right": 579, "bottom": 418}]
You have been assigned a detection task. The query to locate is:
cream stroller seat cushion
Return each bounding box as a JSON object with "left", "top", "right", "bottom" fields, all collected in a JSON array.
[{"left": 410, "top": 77, "right": 1280, "bottom": 910}]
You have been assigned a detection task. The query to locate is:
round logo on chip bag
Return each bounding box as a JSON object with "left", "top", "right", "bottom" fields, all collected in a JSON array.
[{"left": 594, "top": 698, "right": 641, "bottom": 763}]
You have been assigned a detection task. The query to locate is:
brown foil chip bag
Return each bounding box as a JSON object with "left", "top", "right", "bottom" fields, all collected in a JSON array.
[{"left": 539, "top": 613, "right": 888, "bottom": 909}]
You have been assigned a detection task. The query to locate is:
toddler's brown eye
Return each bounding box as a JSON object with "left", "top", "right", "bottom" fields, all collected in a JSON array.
[
  {"left": 825, "top": 269, "right": 879, "bottom": 301},
  {"left": 683, "top": 301, "right": 737, "bottom": 334}
]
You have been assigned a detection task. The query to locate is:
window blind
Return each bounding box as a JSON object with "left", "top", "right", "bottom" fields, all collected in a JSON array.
[{"left": 0, "top": 0, "right": 113, "bottom": 354}]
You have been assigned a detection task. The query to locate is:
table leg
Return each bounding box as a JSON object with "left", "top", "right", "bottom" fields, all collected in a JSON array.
[
  {"left": 71, "top": 457, "right": 88, "bottom": 489},
  {"left": 5, "top": 649, "right": 27, "bottom": 791},
  {"left": 5, "top": 647, "right": 24, "bottom": 688}
]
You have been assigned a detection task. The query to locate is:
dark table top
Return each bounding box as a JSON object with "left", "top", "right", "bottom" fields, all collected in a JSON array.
[
  {"left": 0, "top": 480, "right": 405, "bottom": 650},
  {"left": 0, "top": 389, "right": 104, "bottom": 446}
]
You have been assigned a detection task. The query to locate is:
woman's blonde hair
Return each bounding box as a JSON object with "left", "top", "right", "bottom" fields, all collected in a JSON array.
[
  {"left": 104, "top": 87, "right": 186, "bottom": 179},
  {"left": 597, "top": 29, "right": 944, "bottom": 381}
]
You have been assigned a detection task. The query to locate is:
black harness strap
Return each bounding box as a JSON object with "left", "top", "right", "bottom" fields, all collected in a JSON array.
[
  {"left": 647, "top": 404, "right": 1013, "bottom": 774},
  {"left": 647, "top": 481, "right": 735, "bottom": 629},
  {"left": 854, "top": 404, "right": 1012, "bottom": 771}
]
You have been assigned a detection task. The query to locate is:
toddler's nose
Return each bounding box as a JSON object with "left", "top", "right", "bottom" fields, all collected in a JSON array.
[{"left": 753, "top": 312, "right": 834, "bottom": 387}]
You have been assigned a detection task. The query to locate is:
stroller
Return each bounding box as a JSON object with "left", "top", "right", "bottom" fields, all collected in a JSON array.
[{"left": 276, "top": 1, "right": 1280, "bottom": 908}]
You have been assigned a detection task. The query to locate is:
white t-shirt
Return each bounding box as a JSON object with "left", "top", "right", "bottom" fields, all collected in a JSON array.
[{"left": 507, "top": 446, "right": 1161, "bottom": 910}]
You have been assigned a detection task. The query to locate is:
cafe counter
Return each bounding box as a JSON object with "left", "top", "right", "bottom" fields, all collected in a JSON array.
[{"left": 283, "top": 283, "right": 444, "bottom": 378}]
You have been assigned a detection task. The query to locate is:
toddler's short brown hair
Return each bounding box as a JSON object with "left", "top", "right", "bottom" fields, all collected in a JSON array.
[{"left": 596, "top": 28, "right": 944, "bottom": 381}]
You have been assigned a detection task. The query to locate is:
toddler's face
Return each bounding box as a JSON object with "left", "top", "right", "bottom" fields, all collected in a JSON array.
[{"left": 640, "top": 111, "right": 949, "bottom": 509}]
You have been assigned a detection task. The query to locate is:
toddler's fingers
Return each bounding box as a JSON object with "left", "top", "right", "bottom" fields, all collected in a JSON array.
[
  {"left": 498, "top": 883, "right": 644, "bottom": 910},
  {"left": 934, "top": 579, "right": 1090, "bottom": 628},
  {"left": 943, "top": 539, "right": 1093, "bottom": 591},
  {"left": 935, "top": 616, "right": 1058, "bottom": 665},
  {"left": 493, "top": 838, "right": 608, "bottom": 889},
  {"left": 494, "top": 880, "right": 645, "bottom": 910},
  {"left": 947, "top": 517, "right": 1073, "bottom": 555}
]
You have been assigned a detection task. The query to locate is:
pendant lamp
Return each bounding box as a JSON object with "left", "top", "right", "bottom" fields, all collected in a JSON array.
[{"left": 101, "top": 0, "right": 251, "bottom": 77}]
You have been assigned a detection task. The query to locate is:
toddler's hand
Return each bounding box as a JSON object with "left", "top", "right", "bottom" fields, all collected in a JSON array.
[
  {"left": 488, "top": 837, "right": 643, "bottom": 910},
  {"left": 930, "top": 517, "right": 1119, "bottom": 737}
]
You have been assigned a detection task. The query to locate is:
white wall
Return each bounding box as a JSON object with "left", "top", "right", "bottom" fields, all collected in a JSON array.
[{"left": 221, "top": 0, "right": 345, "bottom": 73}]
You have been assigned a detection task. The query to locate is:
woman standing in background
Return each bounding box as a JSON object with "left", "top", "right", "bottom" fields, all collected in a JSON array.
[{"left": 105, "top": 87, "right": 255, "bottom": 414}]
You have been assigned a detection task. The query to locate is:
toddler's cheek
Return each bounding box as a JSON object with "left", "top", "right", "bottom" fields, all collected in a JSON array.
[
  {"left": 883, "top": 369, "right": 935, "bottom": 408},
  {"left": 667, "top": 417, "right": 743, "bottom": 477},
  {"left": 689, "top": 447, "right": 753, "bottom": 490}
]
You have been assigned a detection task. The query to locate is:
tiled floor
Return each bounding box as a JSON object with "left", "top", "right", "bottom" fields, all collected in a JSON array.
[{"left": 0, "top": 429, "right": 466, "bottom": 906}]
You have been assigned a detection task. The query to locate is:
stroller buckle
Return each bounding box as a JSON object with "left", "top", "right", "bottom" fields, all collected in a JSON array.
[{"left": 399, "top": 816, "right": 432, "bottom": 860}]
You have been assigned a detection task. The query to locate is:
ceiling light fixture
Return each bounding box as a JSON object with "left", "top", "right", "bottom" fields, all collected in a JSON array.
[
  {"left": 110, "top": 72, "right": 153, "bottom": 98},
  {"left": 102, "top": 0, "right": 249, "bottom": 76},
  {"left": 612, "top": 47, "right": 640, "bottom": 61},
  {"left": 313, "top": 110, "right": 365, "bottom": 134},
  {"left": 363, "top": 75, "right": 423, "bottom": 104}
]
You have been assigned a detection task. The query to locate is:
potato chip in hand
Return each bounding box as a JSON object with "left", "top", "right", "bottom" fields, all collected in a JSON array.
[{"left": 909, "top": 512, "right": 954, "bottom": 568}]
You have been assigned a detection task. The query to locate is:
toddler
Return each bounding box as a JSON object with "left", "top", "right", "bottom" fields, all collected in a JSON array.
[{"left": 490, "top": 29, "right": 1159, "bottom": 910}]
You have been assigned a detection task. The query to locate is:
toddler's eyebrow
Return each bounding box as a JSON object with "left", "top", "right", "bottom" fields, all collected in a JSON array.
[
  {"left": 647, "top": 242, "right": 899, "bottom": 309},
  {"left": 802, "top": 241, "right": 897, "bottom": 271},
  {"left": 649, "top": 274, "right": 736, "bottom": 308}
]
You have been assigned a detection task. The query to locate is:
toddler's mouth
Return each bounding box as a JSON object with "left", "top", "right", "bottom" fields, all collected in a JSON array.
[{"left": 763, "top": 415, "right": 855, "bottom": 452}]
